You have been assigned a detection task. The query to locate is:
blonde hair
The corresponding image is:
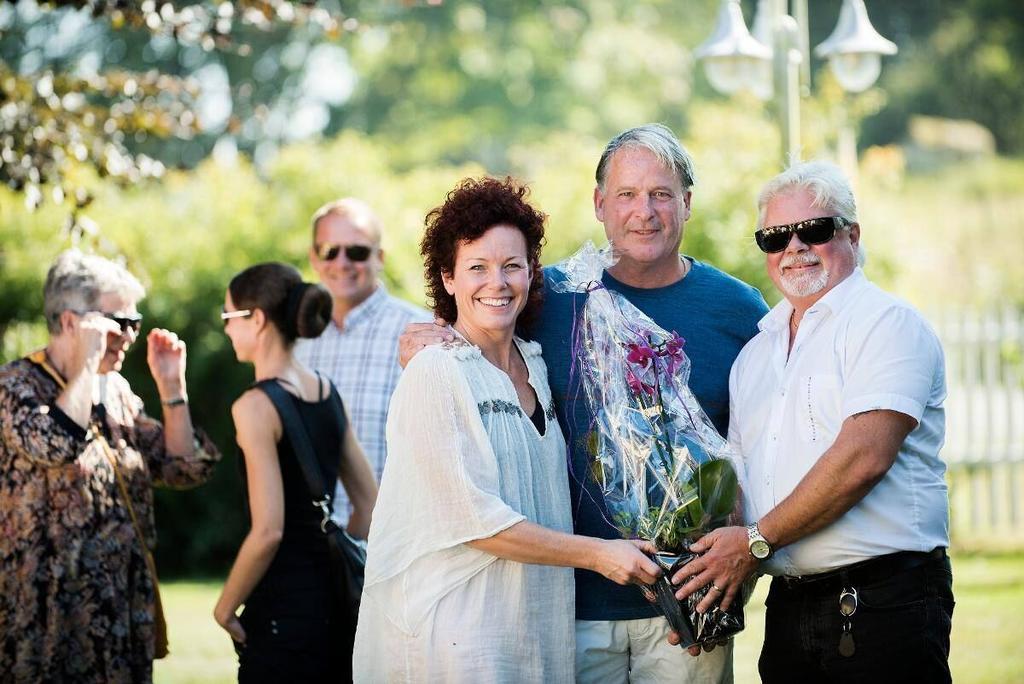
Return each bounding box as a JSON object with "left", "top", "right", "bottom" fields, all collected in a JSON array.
[{"left": 310, "top": 198, "right": 383, "bottom": 244}]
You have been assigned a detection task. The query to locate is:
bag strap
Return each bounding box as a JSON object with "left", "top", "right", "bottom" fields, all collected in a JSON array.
[
  {"left": 325, "top": 382, "right": 349, "bottom": 444},
  {"left": 25, "top": 350, "right": 170, "bottom": 657},
  {"left": 251, "top": 378, "right": 335, "bottom": 532},
  {"left": 26, "top": 349, "right": 68, "bottom": 387},
  {"left": 95, "top": 434, "right": 170, "bottom": 656}
]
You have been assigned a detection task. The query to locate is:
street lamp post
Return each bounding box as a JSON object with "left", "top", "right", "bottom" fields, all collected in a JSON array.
[{"left": 694, "top": 0, "right": 897, "bottom": 171}]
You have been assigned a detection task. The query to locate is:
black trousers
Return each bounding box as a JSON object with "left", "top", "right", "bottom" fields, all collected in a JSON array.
[
  {"left": 234, "top": 556, "right": 354, "bottom": 683},
  {"left": 759, "top": 551, "right": 954, "bottom": 684}
]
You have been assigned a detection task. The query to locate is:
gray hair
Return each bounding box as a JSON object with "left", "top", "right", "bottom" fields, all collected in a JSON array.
[
  {"left": 310, "top": 197, "right": 383, "bottom": 244},
  {"left": 595, "top": 123, "right": 697, "bottom": 191},
  {"left": 756, "top": 160, "right": 866, "bottom": 266},
  {"left": 43, "top": 250, "right": 146, "bottom": 333}
]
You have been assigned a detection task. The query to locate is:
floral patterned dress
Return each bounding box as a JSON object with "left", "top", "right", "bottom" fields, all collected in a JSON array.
[{"left": 0, "top": 357, "right": 220, "bottom": 683}]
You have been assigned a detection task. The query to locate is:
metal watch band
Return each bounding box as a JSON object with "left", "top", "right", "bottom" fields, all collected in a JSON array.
[{"left": 748, "top": 522, "right": 773, "bottom": 560}]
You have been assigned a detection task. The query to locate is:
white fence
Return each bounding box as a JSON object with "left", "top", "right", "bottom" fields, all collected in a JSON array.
[{"left": 935, "top": 308, "right": 1024, "bottom": 544}]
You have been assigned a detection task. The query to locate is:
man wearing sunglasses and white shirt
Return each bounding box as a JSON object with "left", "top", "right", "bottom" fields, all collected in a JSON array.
[
  {"left": 674, "top": 161, "right": 953, "bottom": 682},
  {"left": 295, "top": 198, "right": 430, "bottom": 527}
]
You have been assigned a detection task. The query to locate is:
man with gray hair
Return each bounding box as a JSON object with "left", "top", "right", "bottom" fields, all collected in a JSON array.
[
  {"left": 400, "top": 123, "right": 768, "bottom": 682},
  {"left": 0, "top": 249, "right": 220, "bottom": 682},
  {"left": 674, "top": 161, "right": 953, "bottom": 681},
  {"left": 297, "top": 198, "right": 429, "bottom": 526}
]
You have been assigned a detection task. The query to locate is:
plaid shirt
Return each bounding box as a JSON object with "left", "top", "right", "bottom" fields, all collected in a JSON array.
[{"left": 295, "top": 284, "right": 431, "bottom": 524}]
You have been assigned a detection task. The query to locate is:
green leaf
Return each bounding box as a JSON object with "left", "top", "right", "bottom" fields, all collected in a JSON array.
[{"left": 695, "top": 459, "right": 738, "bottom": 523}]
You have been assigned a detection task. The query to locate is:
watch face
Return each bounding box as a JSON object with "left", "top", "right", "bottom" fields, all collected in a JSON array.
[{"left": 751, "top": 540, "right": 771, "bottom": 559}]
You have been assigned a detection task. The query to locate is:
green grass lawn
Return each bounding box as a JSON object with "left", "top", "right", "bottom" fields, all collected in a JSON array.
[
  {"left": 732, "top": 551, "right": 1024, "bottom": 684},
  {"left": 154, "top": 580, "right": 238, "bottom": 684},
  {"left": 155, "top": 551, "right": 1024, "bottom": 684}
]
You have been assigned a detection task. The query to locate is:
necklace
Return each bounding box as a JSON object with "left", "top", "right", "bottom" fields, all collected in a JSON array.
[
  {"left": 789, "top": 310, "right": 806, "bottom": 338},
  {"left": 453, "top": 324, "right": 521, "bottom": 377},
  {"left": 679, "top": 254, "right": 691, "bottom": 279}
]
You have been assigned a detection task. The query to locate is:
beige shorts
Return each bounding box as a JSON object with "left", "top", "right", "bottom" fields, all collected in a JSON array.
[{"left": 575, "top": 617, "right": 733, "bottom": 684}]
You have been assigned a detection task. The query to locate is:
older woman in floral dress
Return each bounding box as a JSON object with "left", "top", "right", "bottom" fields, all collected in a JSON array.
[{"left": 0, "top": 250, "right": 220, "bottom": 683}]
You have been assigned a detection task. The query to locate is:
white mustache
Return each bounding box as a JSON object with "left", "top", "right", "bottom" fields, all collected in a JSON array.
[{"left": 780, "top": 253, "right": 821, "bottom": 270}]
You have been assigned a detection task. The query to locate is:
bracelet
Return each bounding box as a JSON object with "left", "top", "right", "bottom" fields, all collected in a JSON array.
[{"left": 161, "top": 396, "right": 188, "bottom": 407}]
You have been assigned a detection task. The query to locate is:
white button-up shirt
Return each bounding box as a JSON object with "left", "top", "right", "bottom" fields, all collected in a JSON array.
[
  {"left": 729, "top": 269, "right": 949, "bottom": 576},
  {"left": 295, "top": 284, "right": 430, "bottom": 524}
]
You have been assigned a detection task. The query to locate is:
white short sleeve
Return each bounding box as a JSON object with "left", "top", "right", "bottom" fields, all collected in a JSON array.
[{"left": 840, "top": 305, "right": 944, "bottom": 424}]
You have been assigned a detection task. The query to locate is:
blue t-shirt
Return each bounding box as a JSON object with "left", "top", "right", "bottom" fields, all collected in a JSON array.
[{"left": 528, "top": 258, "right": 768, "bottom": 621}]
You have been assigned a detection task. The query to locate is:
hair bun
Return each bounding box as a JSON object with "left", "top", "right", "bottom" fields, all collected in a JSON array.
[{"left": 295, "top": 283, "right": 333, "bottom": 338}]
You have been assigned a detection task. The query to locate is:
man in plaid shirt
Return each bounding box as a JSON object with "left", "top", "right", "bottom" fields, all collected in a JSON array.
[{"left": 296, "top": 198, "right": 430, "bottom": 526}]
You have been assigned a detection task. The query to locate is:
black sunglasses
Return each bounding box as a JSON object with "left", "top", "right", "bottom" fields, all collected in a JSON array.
[
  {"left": 315, "top": 243, "right": 373, "bottom": 263},
  {"left": 72, "top": 310, "right": 143, "bottom": 334},
  {"left": 754, "top": 216, "right": 849, "bottom": 254}
]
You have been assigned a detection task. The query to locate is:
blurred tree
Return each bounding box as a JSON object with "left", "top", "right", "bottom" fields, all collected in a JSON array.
[
  {"left": 0, "top": 0, "right": 385, "bottom": 224},
  {"left": 851, "top": 0, "right": 1024, "bottom": 153},
  {"left": 336, "top": 0, "right": 718, "bottom": 170}
]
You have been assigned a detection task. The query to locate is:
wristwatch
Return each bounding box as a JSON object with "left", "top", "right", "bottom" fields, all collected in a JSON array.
[{"left": 747, "top": 522, "right": 773, "bottom": 561}]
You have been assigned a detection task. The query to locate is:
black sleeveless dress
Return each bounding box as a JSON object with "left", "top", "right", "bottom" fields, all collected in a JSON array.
[{"left": 236, "top": 383, "right": 354, "bottom": 683}]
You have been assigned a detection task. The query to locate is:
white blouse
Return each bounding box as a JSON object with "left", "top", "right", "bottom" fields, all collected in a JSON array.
[{"left": 353, "top": 337, "right": 574, "bottom": 683}]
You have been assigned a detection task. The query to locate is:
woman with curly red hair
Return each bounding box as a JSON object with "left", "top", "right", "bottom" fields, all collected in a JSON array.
[{"left": 352, "top": 177, "right": 659, "bottom": 682}]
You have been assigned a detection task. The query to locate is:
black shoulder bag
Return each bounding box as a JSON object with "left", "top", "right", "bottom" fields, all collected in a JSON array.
[{"left": 253, "top": 378, "right": 366, "bottom": 624}]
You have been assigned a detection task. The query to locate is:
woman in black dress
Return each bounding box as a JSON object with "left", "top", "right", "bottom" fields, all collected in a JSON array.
[{"left": 214, "top": 262, "right": 377, "bottom": 682}]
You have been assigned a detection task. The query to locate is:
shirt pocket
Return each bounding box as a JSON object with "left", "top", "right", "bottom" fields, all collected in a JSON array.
[{"left": 797, "top": 374, "right": 842, "bottom": 443}]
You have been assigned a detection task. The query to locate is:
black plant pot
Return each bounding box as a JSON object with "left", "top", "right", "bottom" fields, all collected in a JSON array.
[{"left": 643, "top": 552, "right": 745, "bottom": 650}]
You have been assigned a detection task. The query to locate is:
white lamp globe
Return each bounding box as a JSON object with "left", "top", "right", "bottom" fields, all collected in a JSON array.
[
  {"left": 828, "top": 52, "right": 882, "bottom": 92},
  {"left": 695, "top": 0, "right": 772, "bottom": 96},
  {"left": 814, "top": 0, "right": 896, "bottom": 94},
  {"left": 702, "top": 55, "right": 766, "bottom": 95}
]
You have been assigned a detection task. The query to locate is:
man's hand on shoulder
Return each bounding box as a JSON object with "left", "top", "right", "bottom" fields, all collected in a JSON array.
[{"left": 398, "top": 318, "right": 455, "bottom": 368}]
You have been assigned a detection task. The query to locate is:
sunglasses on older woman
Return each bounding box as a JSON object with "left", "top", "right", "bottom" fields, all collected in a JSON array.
[
  {"left": 71, "top": 310, "right": 143, "bottom": 334},
  {"left": 314, "top": 243, "right": 373, "bottom": 263},
  {"left": 754, "top": 216, "right": 849, "bottom": 254}
]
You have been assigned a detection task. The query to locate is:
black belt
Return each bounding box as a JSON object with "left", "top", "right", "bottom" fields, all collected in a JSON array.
[{"left": 776, "top": 547, "right": 947, "bottom": 593}]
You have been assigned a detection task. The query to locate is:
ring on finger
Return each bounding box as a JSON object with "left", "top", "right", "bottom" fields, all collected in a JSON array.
[{"left": 709, "top": 582, "right": 722, "bottom": 593}]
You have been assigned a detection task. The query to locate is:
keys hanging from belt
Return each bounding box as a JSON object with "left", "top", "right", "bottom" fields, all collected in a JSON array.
[{"left": 838, "top": 586, "right": 858, "bottom": 657}]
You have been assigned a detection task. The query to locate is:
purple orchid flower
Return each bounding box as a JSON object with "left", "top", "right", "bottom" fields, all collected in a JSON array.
[
  {"left": 655, "top": 333, "right": 686, "bottom": 375},
  {"left": 626, "top": 342, "right": 656, "bottom": 368},
  {"left": 626, "top": 369, "right": 656, "bottom": 397},
  {"left": 665, "top": 333, "right": 685, "bottom": 356}
]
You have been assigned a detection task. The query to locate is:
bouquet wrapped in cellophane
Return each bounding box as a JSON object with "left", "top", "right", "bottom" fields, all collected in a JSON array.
[{"left": 551, "top": 242, "right": 745, "bottom": 649}]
